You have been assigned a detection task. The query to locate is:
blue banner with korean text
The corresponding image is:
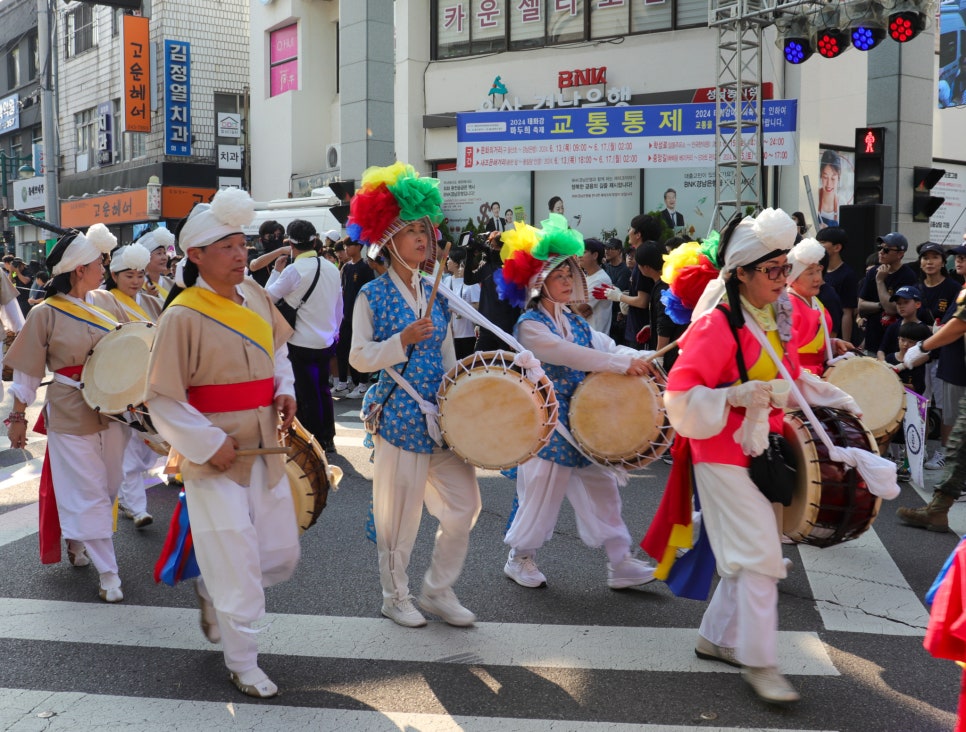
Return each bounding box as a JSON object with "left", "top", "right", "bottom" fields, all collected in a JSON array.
[
  {"left": 164, "top": 40, "right": 191, "bottom": 157},
  {"left": 456, "top": 101, "right": 797, "bottom": 171}
]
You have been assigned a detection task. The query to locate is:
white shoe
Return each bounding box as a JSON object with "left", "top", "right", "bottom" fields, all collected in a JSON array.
[
  {"left": 925, "top": 450, "right": 946, "bottom": 470},
  {"left": 347, "top": 383, "right": 369, "bottom": 399},
  {"left": 118, "top": 504, "right": 135, "bottom": 520},
  {"left": 98, "top": 573, "right": 123, "bottom": 603},
  {"left": 742, "top": 665, "right": 800, "bottom": 704},
  {"left": 332, "top": 382, "right": 351, "bottom": 397},
  {"left": 418, "top": 589, "right": 476, "bottom": 626},
  {"left": 504, "top": 551, "right": 547, "bottom": 588},
  {"left": 607, "top": 555, "right": 656, "bottom": 589},
  {"left": 381, "top": 597, "right": 427, "bottom": 627},
  {"left": 230, "top": 669, "right": 278, "bottom": 698},
  {"left": 133, "top": 512, "right": 153, "bottom": 528},
  {"left": 66, "top": 540, "right": 90, "bottom": 568}
]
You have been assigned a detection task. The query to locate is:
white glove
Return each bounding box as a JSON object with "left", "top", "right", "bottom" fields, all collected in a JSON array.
[
  {"left": 605, "top": 287, "right": 623, "bottom": 302},
  {"left": 726, "top": 380, "right": 772, "bottom": 410},
  {"left": 903, "top": 344, "right": 925, "bottom": 369},
  {"left": 734, "top": 406, "right": 770, "bottom": 456}
]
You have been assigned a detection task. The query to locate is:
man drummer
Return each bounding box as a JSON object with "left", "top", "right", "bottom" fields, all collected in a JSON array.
[{"left": 145, "top": 187, "right": 300, "bottom": 698}]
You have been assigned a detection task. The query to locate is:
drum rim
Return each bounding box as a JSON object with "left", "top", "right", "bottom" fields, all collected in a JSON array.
[
  {"left": 823, "top": 357, "right": 907, "bottom": 438},
  {"left": 284, "top": 418, "right": 330, "bottom": 535},
  {"left": 79, "top": 321, "right": 156, "bottom": 415}
]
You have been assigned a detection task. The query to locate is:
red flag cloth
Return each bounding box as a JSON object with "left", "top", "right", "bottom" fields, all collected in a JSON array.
[
  {"left": 641, "top": 437, "right": 694, "bottom": 563},
  {"left": 33, "top": 412, "right": 62, "bottom": 565},
  {"left": 925, "top": 539, "right": 966, "bottom": 663}
]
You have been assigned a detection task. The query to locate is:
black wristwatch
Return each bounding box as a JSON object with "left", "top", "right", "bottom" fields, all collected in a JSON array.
[{"left": 918, "top": 340, "right": 931, "bottom": 354}]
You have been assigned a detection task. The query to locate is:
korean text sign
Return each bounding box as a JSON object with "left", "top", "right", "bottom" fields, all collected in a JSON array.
[
  {"left": 456, "top": 101, "right": 797, "bottom": 171},
  {"left": 164, "top": 40, "right": 192, "bottom": 156},
  {"left": 122, "top": 16, "right": 151, "bottom": 133}
]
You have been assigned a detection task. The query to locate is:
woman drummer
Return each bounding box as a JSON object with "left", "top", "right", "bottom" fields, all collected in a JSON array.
[
  {"left": 99, "top": 243, "right": 163, "bottom": 528},
  {"left": 4, "top": 224, "right": 128, "bottom": 602},
  {"left": 660, "top": 209, "right": 860, "bottom": 705},
  {"left": 499, "top": 213, "right": 660, "bottom": 591},
  {"left": 348, "top": 162, "right": 481, "bottom": 629},
  {"left": 785, "top": 237, "right": 851, "bottom": 376}
]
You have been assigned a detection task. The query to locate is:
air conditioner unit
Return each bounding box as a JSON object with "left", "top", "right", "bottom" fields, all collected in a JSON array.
[{"left": 325, "top": 144, "right": 340, "bottom": 171}]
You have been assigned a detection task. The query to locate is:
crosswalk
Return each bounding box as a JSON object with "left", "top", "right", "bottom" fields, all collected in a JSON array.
[{"left": 0, "top": 411, "right": 958, "bottom": 730}]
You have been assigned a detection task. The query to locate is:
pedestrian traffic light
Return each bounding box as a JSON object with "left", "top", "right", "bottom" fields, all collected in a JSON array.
[
  {"left": 853, "top": 127, "right": 885, "bottom": 205},
  {"left": 913, "top": 167, "right": 946, "bottom": 222}
]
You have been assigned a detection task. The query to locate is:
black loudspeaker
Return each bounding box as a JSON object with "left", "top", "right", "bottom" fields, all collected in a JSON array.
[{"left": 837, "top": 204, "right": 893, "bottom": 275}]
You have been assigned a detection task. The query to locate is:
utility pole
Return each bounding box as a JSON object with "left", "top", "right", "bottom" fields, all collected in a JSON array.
[{"left": 37, "top": 0, "right": 59, "bottom": 229}]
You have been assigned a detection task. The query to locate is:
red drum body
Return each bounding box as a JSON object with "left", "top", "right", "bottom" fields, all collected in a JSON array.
[{"left": 782, "top": 407, "right": 882, "bottom": 548}]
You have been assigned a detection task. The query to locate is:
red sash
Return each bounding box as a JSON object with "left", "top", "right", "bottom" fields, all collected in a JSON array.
[{"left": 186, "top": 377, "right": 274, "bottom": 413}]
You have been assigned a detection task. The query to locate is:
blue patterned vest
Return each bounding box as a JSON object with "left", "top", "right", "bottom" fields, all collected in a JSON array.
[
  {"left": 360, "top": 274, "right": 451, "bottom": 454},
  {"left": 517, "top": 308, "right": 592, "bottom": 468}
]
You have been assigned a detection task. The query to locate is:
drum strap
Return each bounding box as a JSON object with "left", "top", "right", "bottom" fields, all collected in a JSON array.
[
  {"left": 384, "top": 366, "right": 443, "bottom": 446},
  {"left": 52, "top": 364, "right": 84, "bottom": 390},
  {"left": 186, "top": 378, "right": 274, "bottom": 413}
]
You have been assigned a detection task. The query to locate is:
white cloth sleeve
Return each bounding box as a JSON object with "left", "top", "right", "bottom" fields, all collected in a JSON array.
[
  {"left": 517, "top": 318, "right": 632, "bottom": 374},
  {"left": 790, "top": 370, "right": 862, "bottom": 416},
  {"left": 264, "top": 265, "right": 300, "bottom": 300},
  {"left": 147, "top": 394, "right": 228, "bottom": 465},
  {"left": 274, "top": 342, "right": 296, "bottom": 398},
  {"left": 350, "top": 291, "right": 408, "bottom": 373},
  {"left": 9, "top": 370, "right": 41, "bottom": 407},
  {"left": 665, "top": 387, "right": 732, "bottom": 440},
  {"left": 0, "top": 299, "right": 25, "bottom": 332}
]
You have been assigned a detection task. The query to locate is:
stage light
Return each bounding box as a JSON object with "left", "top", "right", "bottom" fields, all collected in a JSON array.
[
  {"left": 846, "top": 1, "right": 888, "bottom": 52},
  {"left": 777, "top": 16, "right": 814, "bottom": 65},
  {"left": 813, "top": 6, "right": 850, "bottom": 59},
  {"left": 887, "top": 0, "right": 936, "bottom": 43},
  {"left": 851, "top": 24, "right": 887, "bottom": 50}
]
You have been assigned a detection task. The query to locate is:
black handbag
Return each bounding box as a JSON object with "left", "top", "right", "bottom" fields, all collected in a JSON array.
[
  {"left": 718, "top": 305, "right": 797, "bottom": 506},
  {"left": 276, "top": 258, "right": 322, "bottom": 328}
]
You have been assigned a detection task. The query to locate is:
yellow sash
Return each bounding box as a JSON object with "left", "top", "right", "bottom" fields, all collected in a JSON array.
[
  {"left": 746, "top": 330, "right": 785, "bottom": 382},
  {"left": 110, "top": 289, "right": 151, "bottom": 322},
  {"left": 45, "top": 295, "right": 120, "bottom": 332},
  {"left": 171, "top": 286, "right": 274, "bottom": 359}
]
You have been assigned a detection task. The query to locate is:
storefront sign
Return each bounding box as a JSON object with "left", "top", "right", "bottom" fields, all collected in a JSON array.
[
  {"left": 217, "top": 112, "right": 241, "bottom": 138},
  {"left": 457, "top": 101, "right": 798, "bottom": 172},
  {"left": 161, "top": 186, "right": 216, "bottom": 219},
  {"left": 270, "top": 24, "right": 298, "bottom": 97},
  {"left": 0, "top": 93, "right": 20, "bottom": 134},
  {"left": 121, "top": 15, "right": 151, "bottom": 133},
  {"left": 97, "top": 101, "right": 113, "bottom": 166},
  {"left": 61, "top": 190, "right": 148, "bottom": 228},
  {"left": 12, "top": 177, "right": 45, "bottom": 210},
  {"left": 164, "top": 40, "right": 192, "bottom": 156},
  {"left": 218, "top": 144, "right": 243, "bottom": 170}
]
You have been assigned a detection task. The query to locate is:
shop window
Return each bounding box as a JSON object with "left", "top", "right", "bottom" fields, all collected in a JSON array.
[
  {"left": 676, "top": 0, "right": 707, "bottom": 28},
  {"left": 7, "top": 48, "right": 19, "bottom": 90},
  {"left": 27, "top": 33, "right": 38, "bottom": 81},
  {"left": 631, "top": 0, "right": 673, "bottom": 33},
  {"left": 66, "top": 4, "right": 98, "bottom": 59},
  {"left": 75, "top": 108, "right": 95, "bottom": 171},
  {"left": 591, "top": 0, "right": 630, "bottom": 38}
]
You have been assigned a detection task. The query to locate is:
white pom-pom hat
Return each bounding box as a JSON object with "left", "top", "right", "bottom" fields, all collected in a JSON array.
[
  {"left": 786, "top": 237, "right": 826, "bottom": 284},
  {"left": 136, "top": 226, "right": 175, "bottom": 253},
  {"left": 722, "top": 208, "right": 798, "bottom": 272},
  {"left": 178, "top": 188, "right": 256, "bottom": 251},
  {"left": 109, "top": 243, "right": 152, "bottom": 273},
  {"left": 51, "top": 223, "right": 118, "bottom": 276}
]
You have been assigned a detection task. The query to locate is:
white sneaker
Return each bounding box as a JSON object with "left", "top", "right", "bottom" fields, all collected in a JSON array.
[
  {"left": 347, "top": 383, "right": 369, "bottom": 399},
  {"left": 418, "top": 588, "right": 476, "bottom": 626},
  {"left": 741, "top": 665, "right": 800, "bottom": 704},
  {"left": 118, "top": 504, "right": 135, "bottom": 520},
  {"left": 133, "top": 512, "right": 153, "bottom": 528},
  {"left": 504, "top": 551, "right": 547, "bottom": 588},
  {"left": 332, "top": 382, "right": 351, "bottom": 397},
  {"left": 925, "top": 450, "right": 946, "bottom": 470},
  {"left": 381, "top": 597, "right": 427, "bottom": 627},
  {"left": 607, "top": 555, "right": 656, "bottom": 589}
]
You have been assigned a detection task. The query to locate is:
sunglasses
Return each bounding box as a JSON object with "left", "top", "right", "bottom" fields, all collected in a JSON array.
[
  {"left": 877, "top": 246, "right": 901, "bottom": 253},
  {"left": 751, "top": 263, "right": 793, "bottom": 281}
]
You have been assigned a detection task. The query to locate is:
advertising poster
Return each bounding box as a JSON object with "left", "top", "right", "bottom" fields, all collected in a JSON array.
[
  {"left": 931, "top": 162, "right": 966, "bottom": 244},
  {"left": 534, "top": 169, "right": 641, "bottom": 242},
  {"left": 815, "top": 148, "right": 855, "bottom": 229},
  {"left": 437, "top": 170, "right": 531, "bottom": 233},
  {"left": 644, "top": 167, "right": 716, "bottom": 241}
]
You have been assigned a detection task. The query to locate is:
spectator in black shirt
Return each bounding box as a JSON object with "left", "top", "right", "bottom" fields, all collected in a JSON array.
[
  {"left": 464, "top": 231, "right": 520, "bottom": 351},
  {"left": 249, "top": 220, "right": 286, "bottom": 287},
  {"left": 857, "top": 232, "right": 918, "bottom": 354},
  {"left": 602, "top": 237, "right": 630, "bottom": 344},
  {"left": 817, "top": 227, "right": 857, "bottom": 341},
  {"left": 334, "top": 237, "right": 375, "bottom": 398}
]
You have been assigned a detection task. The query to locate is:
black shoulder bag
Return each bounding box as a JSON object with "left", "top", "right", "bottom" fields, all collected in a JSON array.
[
  {"left": 716, "top": 305, "right": 797, "bottom": 506},
  {"left": 276, "top": 258, "right": 322, "bottom": 328}
]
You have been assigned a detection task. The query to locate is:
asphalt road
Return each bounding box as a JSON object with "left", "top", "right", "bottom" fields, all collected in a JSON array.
[{"left": 0, "top": 387, "right": 961, "bottom": 731}]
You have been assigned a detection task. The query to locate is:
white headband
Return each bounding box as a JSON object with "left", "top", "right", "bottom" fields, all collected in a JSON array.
[
  {"left": 109, "top": 243, "right": 152, "bottom": 273},
  {"left": 137, "top": 226, "right": 175, "bottom": 253},
  {"left": 787, "top": 237, "right": 826, "bottom": 284},
  {"left": 178, "top": 188, "right": 255, "bottom": 251},
  {"left": 52, "top": 223, "right": 117, "bottom": 276}
]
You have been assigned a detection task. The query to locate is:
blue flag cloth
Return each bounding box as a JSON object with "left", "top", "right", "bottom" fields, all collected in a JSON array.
[{"left": 154, "top": 491, "right": 201, "bottom": 587}]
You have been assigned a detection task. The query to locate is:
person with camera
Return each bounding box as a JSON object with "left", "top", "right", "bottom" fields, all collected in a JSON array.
[
  {"left": 464, "top": 230, "right": 520, "bottom": 352},
  {"left": 248, "top": 220, "right": 286, "bottom": 287},
  {"left": 264, "top": 219, "right": 343, "bottom": 453}
]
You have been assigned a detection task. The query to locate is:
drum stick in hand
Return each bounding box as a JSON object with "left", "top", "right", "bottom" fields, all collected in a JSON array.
[
  {"left": 424, "top": 241, "right": 452, "bottom": 316},
  {"left": 235, "top": 447, "right": 291, "bottom": 457},
  {"left": 644, "top": 339, "right": 679, "bottom": 363}
]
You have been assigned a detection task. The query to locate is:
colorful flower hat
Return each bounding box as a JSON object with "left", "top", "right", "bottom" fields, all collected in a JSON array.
[
  {"left": 346, "top": 162, "right": 443, "bottom": 273},
  {"left": 496, "top": 213, "right": 588, "bottom": 308}
]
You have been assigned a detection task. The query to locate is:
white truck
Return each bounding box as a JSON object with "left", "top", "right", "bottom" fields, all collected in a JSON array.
[{"left": 244, "top": 187, "right": 347, "bottom": 239}]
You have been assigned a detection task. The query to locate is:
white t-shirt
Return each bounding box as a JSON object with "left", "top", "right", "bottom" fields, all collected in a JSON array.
[
  {"left": 583, "top": 268, "right": 613, "bottom": 334},
  {"left": 445, "top": 276, "right": 481, "bottom": 339}
]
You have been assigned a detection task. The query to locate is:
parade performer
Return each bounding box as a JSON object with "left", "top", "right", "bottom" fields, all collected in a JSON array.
[
  {"left": 786, "top": 237, "right": 850, "bottom": 376},
  {"left": 499, "top": 213, "right": 659, "bottom": 590},
  {"left": 5, "top": 224, "right": 127, "bottom": 602},
  {"left": 349, "top": 162, "right": 481, "bottom": 629},
  {"left": 642, "top": 209, "right": 875, "bottom": 705},
  {"left": 136, "top": 226, "right": 176, "bottom": 301},
  {"left": 101, "top": 243, "right": 162, "bottom": 527},
  {"left": 146, "top": 188, "right": 299, "bottom": 698}
]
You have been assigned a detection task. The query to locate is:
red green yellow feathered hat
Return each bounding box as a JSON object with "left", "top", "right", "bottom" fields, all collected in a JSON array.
[{"left": 495, "top": 213, "right": 588, "bottom": 308}]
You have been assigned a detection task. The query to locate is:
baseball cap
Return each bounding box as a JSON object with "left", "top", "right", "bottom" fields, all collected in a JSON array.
[
  {"left": 875, "top": 232, "right": 908, "bottom": 251},
  {"left": 950, "top": 245, "right": 966, "bottom": 256},
  {"left": 890, "top": 285, "right": 922, "bottom": 302},
  {"left": 323, "top": 229, "right": 341, "bottom": 243},
  {"left": 917, "top": 242, "right": 946, "bottom": 257},
  {"left": 604, "top": 237, "right": 623, "bottom": 249},
  {"left": 584, "top": 237, "right": 605, "bottom": 256}
]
